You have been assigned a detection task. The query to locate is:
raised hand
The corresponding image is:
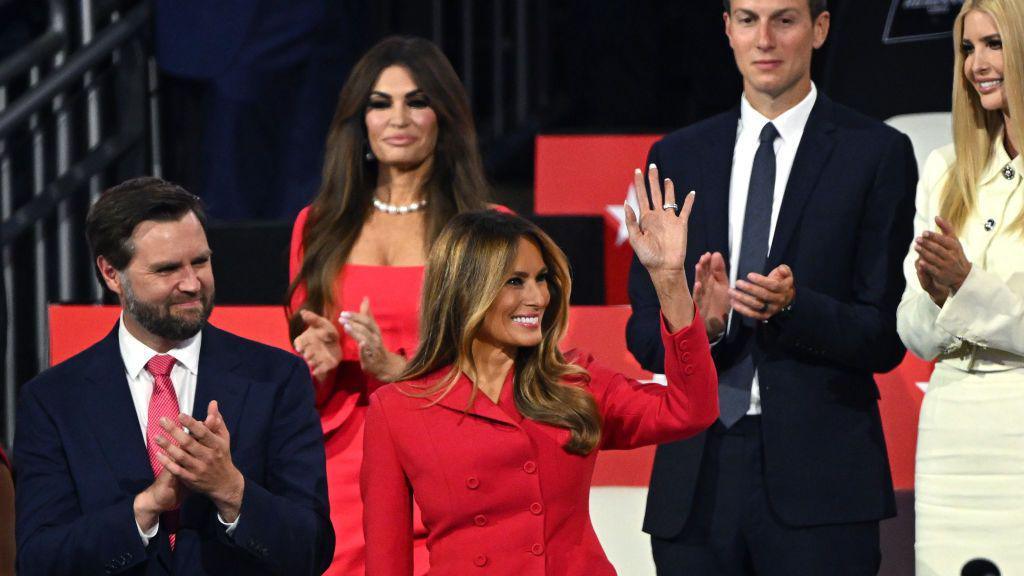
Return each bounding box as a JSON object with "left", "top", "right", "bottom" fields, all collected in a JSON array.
[
  {"left": 293, "top": 309, "right": 342, "bottom": 383},
  {"left": 624, "top": 164, "right": 695, "bottom": 274},
  {"left": 913, "top": 216, "right": 971, "bottom": 306},
  {"left": 694, "top": 251, "right": 731, "bottom": 338},
  {"left": 625, "top": 164, "right": 697, "bottom": 331},
  {"left": 340, "top": 297, "right": 407, "bottom": 381}
]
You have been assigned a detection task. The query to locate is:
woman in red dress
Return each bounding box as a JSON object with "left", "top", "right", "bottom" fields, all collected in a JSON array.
[
  {"left": 362, "top": 173, "right": 719, "bottom": 575},
  {"left": 287, "top": 36, "right": 492, "bottom": 575}
]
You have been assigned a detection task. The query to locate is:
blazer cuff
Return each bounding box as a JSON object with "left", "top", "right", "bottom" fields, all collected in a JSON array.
[
  {"left": 937, "top": 265, "right": 994, "bottom": 344},
  {"left": 659, "top": 307, "right": 702, "bottom": 339}
]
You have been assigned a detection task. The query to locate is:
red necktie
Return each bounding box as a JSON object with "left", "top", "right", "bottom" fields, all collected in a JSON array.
[{"left": 145, "top": 354, "right": 181, "bottom": 548}]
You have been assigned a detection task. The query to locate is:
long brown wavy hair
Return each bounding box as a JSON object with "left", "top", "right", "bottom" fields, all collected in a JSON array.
[
  {"left": 286, "top": 36, "right": 490, "bottom": 335},
  {"left": 942, "top": 0, "right": 1024, "bottom": 234},
  {"left": 399, "top": 211, "right": 603, "bottom": 455}
]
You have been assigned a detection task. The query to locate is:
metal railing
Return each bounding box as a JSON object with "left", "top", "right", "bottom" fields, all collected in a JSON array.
[{"left": 0, "top": 0, "right": 156, "bottom": 447}]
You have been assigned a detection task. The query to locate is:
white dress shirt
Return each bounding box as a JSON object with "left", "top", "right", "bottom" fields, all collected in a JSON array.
[
  {"left": 118, "top": 316, "right": 238, "bottom": 544},
  {"left": 119, "top": 316, "right": 200, "bottom": 442},
  {"left": 727, "top": 83, "right": 818, "bottom": 415}
]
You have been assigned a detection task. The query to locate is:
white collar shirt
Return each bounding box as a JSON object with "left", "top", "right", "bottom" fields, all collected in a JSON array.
[
  {"left": 728, "top": 83, "right": 818, "bottom": 415},
  {"left": 118, "top": 314, "right": 201, "bottom": 442}
]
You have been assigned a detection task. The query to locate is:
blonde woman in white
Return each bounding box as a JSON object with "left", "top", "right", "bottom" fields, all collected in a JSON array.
[{"left": 896, "top": 1, "right": 1024, "bottom": 574}]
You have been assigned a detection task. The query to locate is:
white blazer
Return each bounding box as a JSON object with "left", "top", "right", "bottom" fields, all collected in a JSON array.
[{"left": 896, "top": 136, "right": 1024, "bottom": 371}]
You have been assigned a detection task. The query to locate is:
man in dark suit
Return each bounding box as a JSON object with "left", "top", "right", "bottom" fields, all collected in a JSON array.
[
  {"left": 626, "top": 0, "right": 917, "bottom": 574},
  {"left": 14, "top": 177, "right": 334, "bottom": 575}
]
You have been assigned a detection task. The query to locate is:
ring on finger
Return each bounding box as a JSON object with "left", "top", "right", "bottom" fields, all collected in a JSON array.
[{"left": 662, "top": 203, "right": 679, "bottom": 211}]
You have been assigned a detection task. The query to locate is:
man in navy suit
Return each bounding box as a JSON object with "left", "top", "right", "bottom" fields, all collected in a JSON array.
[
  {"left": 14, "top": 177, "right": 333, "bottom": 574},
  {"left": 627, "top": 0, "right": 916, "bottom": 574}
]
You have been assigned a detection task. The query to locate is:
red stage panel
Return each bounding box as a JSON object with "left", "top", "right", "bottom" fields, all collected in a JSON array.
[
  {"left": 561, "top": 305, "right": 651, "bottom": 382},
  {"left": 47, "top": 304, "right": 925, "bottom": 489},
  {"left": 48, "top": 305, "right": 292, "bottom": 366},
  {"left": 877, "top": 353, "right": 932, "bottom": 491},
  {"left": 535, "top": 135, "right": 662, "bottom": 305},
  {"left": 602, "top": 212, "right": 633, "bottom": 305},
  {"left": 535, "top": 135, "right": 660, "bottom": 216}
]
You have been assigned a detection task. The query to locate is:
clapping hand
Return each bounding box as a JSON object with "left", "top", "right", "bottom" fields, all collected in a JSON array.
[
  {"left": 624, "top": 164, "right": 696, "bottom": 331},
  {"left": 914, "top": 216, "right": 971, "bottom": 307},
  {"left": 730, "top": 265, "right": 795, "bottom": 322},
  {"left": 156, "top": 400, "right": 245, "bottom": 522},
  {"left": 340, "top": 297, "right": 407, "bottom": 382},
  {"left": 133, "top": 468, "right": 186, "bottom": 532},
  {"left": 694, "top": 251, "right": 731, "bottom": 339},
  {"left": 293, "top": 309, "right": 342, "bottom": 383}
]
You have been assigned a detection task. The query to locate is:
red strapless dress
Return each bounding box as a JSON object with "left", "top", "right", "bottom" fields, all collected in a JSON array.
[{"left": 290, "top": 207, "right": 430, "bottom": 576}]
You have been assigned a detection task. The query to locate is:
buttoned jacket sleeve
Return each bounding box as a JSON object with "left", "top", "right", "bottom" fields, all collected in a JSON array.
[
  {"left": 590, "top": 310, "right": 718, "bottom": 450},
  {"left": 896, "top": 146, "right": 959, "bottom": 360},
  {"left": 935, "top": 265, "right": 1024, "bottom": 355}
]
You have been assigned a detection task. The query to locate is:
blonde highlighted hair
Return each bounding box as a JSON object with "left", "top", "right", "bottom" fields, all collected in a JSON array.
[
  {"left": 943, "top": 0, "right": 1024, "bottom": 234},
  {"left": 399, "top": 210, "right": 602, "bottom": 455}
]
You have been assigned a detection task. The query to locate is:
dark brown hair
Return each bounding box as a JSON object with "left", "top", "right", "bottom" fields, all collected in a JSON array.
[
  {"left": 400, "top": 211, "right": 602, "bottom": 455},
  {"left": 723, "top": 0, "right": 828, "bottom": 18},
  {"left": 85, "top": 177, "right": 206, "bottom": 283},
  {"left": 286, "top": 36, "right": 490, "bottom": 335}
]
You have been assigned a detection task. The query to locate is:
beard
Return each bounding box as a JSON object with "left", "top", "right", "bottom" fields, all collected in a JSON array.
[{"left": 121, "top": 275, "right": 215, "bottom": 342}]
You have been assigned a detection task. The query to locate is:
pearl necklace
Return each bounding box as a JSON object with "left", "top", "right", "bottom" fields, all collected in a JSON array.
[{"left": 372, "top": 197, "right": 427, "bottom": 215}]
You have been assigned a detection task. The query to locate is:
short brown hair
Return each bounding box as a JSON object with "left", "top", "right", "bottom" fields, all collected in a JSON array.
[
  {"left": 723, "top": 0, "right": 828, "bottom": 18},
  {"left": 85, "top": 177, "right": 206, "bottom": 278}
]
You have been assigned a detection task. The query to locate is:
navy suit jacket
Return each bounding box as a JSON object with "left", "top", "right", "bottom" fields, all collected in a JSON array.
[
  {"left": 627, "top": 94, "right": 917, "bottom": 536},
  {"left": 14, "top": 323, "right": 334, "bottom": 575}
]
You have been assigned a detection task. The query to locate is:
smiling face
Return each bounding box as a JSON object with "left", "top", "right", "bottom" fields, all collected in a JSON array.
[
  {"left": 364, "top": 65, "right": 440, "bottom": 170},
  {"left": 98, "top": 211, "right": 215, "bottom": 351},
  {"left": 475, "top": 238, "right": 551, "bottom": 357},
  {"left": 724, "top": 0, "right": 829, "bottom": 112},
  {"left": 962, "top": 9, "right": 1008, "bottom": 114}
]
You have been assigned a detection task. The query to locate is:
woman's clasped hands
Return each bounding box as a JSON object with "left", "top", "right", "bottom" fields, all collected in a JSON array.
[{"left": 914, "top": 215, "right": 973, "bottom": 307}]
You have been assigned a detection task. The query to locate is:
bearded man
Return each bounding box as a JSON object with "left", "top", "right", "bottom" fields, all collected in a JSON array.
[{"left": 13, "top": 177, "right": 333, "bottom": 575}]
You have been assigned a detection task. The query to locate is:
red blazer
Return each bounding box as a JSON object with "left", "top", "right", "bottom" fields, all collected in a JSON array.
[{"left": 361, "top": 313, "right": 717, "bottom": 575}]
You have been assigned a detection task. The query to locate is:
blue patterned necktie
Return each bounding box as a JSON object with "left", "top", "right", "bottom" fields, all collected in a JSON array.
[{"left": 717, "top": 122, "right": 778, "bottom": 428}]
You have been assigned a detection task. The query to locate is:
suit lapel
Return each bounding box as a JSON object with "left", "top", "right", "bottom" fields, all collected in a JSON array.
[
  {"left": 700, "top": 109, "right": 740, "bottom": 258},
  {"left": 83, "top": 325, "right": 154, "bottom": 488},
  {"left": 192, "top": 325, "right": 249, "bottom": 432},
  {"left": 767, "top": 96, "right": 837, "bottom": 269},
  {"left": 177, "top": 325, "right": 249, "bottom": 552}
]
